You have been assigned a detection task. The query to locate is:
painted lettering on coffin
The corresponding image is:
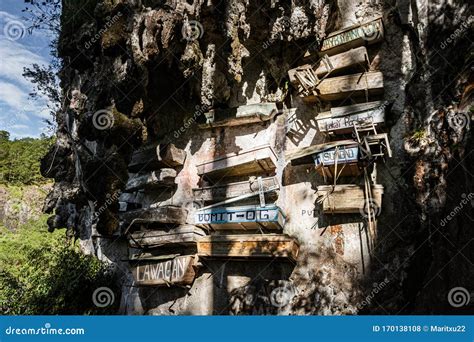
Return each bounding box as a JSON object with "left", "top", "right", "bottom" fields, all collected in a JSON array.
[
  {"left": 196, "top": 207, "right": 279, "bottom": 224},
  {"left": 136, "top": 257, "right": 188, "bottom": 283},
  {"left": 313, "top": 146, "right": 359, "bottom": 166},
  {"left": 322, "top": 20, "right": 382, "bottom": 50}
]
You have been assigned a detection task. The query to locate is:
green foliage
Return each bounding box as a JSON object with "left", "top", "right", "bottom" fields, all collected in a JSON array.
[
  {"left": 0, "top": 131, "right": 54, "bottom": 185},
  {"left": 0, "top": 218, "right": 119, "bottom": 315}
]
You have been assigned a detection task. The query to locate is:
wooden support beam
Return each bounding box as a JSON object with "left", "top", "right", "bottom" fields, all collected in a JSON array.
[
  {"left": 125, "top": 169, "right": 177, "bottom": 192},
  {"left": 192, "top": 177, "right": 278, "bottom": 203},
  {"left": 199, "top": 103, "right": 279, "bottom": 129},
  {"left": 194, "top": 204, "right": 285, "bottom": 231},
  {"left": 131, "top": 255, "right": 197, "bottom": 286},
  {"left": 196, "top": 145, "right": 278, "bottom": 180},
  {"left": 197, "top": 234, "right": 299, "bottom": 262},
  {"left": 316, "top": 184, "right": 384, "bottom": 214},
  {"left": 129, "top": 225, "right": 206, "bottom": 248},
  {"left": 320, "top": 17, "right": 384, "bottom": 56},
  {"left": 316, "top": 101, "right": 387, "bottom": 135},
  {"left": 120, "top": 206, "right": 188, "bottom": 226},
  {"left": 128, "top": 143, "right": 186, "bottom": 172}
]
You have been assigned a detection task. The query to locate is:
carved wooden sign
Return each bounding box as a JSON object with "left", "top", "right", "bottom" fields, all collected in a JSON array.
[
  {"left": 195, "top": 205, "right": 285, "bottom": 230},
  {"left": 131, "top": 255, "right": 196, "bottom": 286},
  {"left": 321, "top": 17, "right": 384, "bottom": 55},
  {"left": 317, "top": 101, "right": 387, "bottom": 135}
]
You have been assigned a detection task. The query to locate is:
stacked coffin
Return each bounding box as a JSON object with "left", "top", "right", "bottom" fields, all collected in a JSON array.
[
  {"left": 122, "top": 143, "right": 202, "bottom": 287},
  {"left": 286, "top": 17, "right": 392, "bottom": 215},
  {"left": 193, "top": 144, "right": 299, "bottom": 261}
]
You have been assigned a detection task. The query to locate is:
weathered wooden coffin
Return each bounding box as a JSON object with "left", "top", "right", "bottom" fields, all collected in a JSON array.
[
  {"left": 192, "top": 177, "right": 278, "bottom": 203},
  {"left": 316, "top": 184, "right": 384, "bottom": 214},
  {"left": 313, "top": 141, "right": 360, "bottom": 178},
  {"left": 309, "top": 71, "right": 384, "bottom": 102},
  {"left": 286, "top": 140, "right": 357, "bottom": 165},
  {"left": 197, "top": 234, "right": 299, "bottom": 261},
  {"left": 320, "top": 17, "right": 384, "bottom": 56},
  {"left": 128, "top": 143, "right": 186, "bottom": 172},
  {"left": 196, "top": 145, "right": 278, "bottom": 180},
  {"left": 195, "top": 205, "right": 285, "bottom": 231},
  {"left": 289, "top": 46, "right": 369, "bottom": 89},
  {"left": 125, "top": 169, "right": 177, "bottom": 192},
  {"left": 120, "top": 206, "right": 188, "bottom": 226},
  {"left": 199, "top": 103, "right": 279, "bottom": 129},
  {"left": 131, "top": 255, "right": 197, "bottom": 286},
  {"left": 316, "top": 101, "right": 387, "bottom": 135},
  {"left": 129, "top": 225, "right": 207, "bottom": 248}
]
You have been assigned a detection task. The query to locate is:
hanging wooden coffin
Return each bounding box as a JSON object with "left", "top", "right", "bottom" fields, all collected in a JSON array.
[
  {"left": 289, "top": 46, "right": 370, "bottom": 93},
  {"left": 313, "top": 141, "right": 361, "bottom": 178},
  {"left": 125, "top": 169, "right": 177, "bottom": 192},
  {"left": 120, "top": 206, "right": 188, "bottom": 226},
  {"left": 316, "top": 101, "right": 387, "bottom": 135},
  {"left": 196, "top": 145, "right": 278, "bottom": 180},
  {"left": 131, "top": 255, "right": 197, "bottom": 286},
  {"left": 195, "top": 204, "right": 285, "bottom": 231},
  {"left": 320, "top": 17, "right": 384, "bottom": 56},
  {"left": 128, "top": 225, "right": 207, "bottom": 248},
  {"left": 199, "top": 103, "right": 279, "bottom": 129},
  {"left": 307, "top": 71, "right": 384, "bottom": 102},
  {"left": 128, "top": 143, "right": 186, "bottom": 172},
  {"left": 316, "top": 184, "right": 384, "bottom": 214},
  {"left": 197, "top": 234, "right": 299, "bottom": 261},
  {"left": 192, "top": 177, "right": 279, "bottom": 203}
]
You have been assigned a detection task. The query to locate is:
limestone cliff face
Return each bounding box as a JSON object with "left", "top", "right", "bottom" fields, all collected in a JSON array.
[{"left": 42, "top": 0, "right": 472, "bottom": 314}]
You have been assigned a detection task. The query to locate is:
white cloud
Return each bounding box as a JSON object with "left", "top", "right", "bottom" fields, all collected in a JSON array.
[{"left": 0, "top": 81, "right": 24, "bottom": 109}]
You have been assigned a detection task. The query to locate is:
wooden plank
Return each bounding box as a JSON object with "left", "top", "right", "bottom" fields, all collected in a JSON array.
[
  {"left": 320, "top": 17, "right": 384, "bottom": 56},
  {"left": 289, "top": 46, "right": 369, "bottom": 89},
  {"left": 195, "top": 205, "right": 285, "bottom": 231},
  {"left": 120, "top": 206, "right": 188, "bottom": 226},
  {"left": 129, "top": 225, "right": 206, "bottom": 248},
  {"left": 125, "top": 169, "right": 177, "bottom": 192},
  {"left": 312, "top": 71, "right": 384, "bottom": 102},
  {"left": 192, "top": 177, "right": 278, "bottom": 203},
  {"left": 197, "top": 234, "right": 299, "bottom": 261},
  {"left": 131, "top": 255, "right": 196, "bottom": 286},
  {"left": 316, "top": 184, "right": 384, "bottom": 214},
  {"left": 196, "top": 145, "right": 278, "bottom": 180},
  {"left": 198, "top": 103, "right": 279, "bottom": 129},
  {"left": 317, "top": 101, "right": 387, "bottom": 135},
  {"left": 286, "top": 140, "right": 357, "bottom": 166},
  {"left": 128, "top": 143, "right": 186, "bottom": 172}
]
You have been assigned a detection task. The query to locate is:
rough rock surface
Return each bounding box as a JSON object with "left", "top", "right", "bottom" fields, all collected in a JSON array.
[{"left": 43, "top": 0, "right": 473, "bottom": 314}]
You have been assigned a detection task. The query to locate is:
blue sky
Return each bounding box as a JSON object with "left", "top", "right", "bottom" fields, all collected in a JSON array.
[{"left": 0, "top": 0, "right": 56, "bottom": 139}]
